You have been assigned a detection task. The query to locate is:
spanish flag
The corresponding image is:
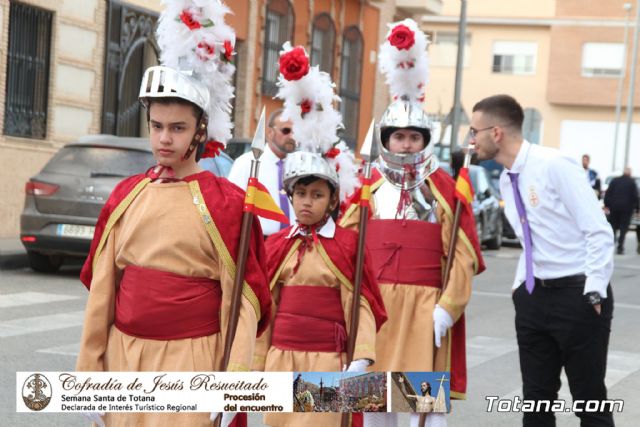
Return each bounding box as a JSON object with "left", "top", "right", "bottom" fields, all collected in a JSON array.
[
  {"left": 359, "top": 177, "right": 372, "bottom": 207},
  {"left": 244, "top": 177, "right": 290, "bottom": 224},
  {"left": 455, "top": 167, "right": 474, "bottom": 205}
]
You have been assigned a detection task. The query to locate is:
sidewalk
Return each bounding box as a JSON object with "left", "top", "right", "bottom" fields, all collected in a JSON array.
[{"left": 0, "top": 237, "right": 28, "bottom": 270}]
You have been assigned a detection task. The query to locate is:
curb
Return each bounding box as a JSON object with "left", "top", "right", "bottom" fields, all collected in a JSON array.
[{"left": 0, "top": 252, "right": 28, "bottom": 270}]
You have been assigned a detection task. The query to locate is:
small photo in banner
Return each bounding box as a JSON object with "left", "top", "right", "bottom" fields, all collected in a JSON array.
[
  {"left": 390, "top": 372, "right": 450, "bottom": 413},
  {"left": 293, "top": 371, "right": 388, "bottom": 413}
]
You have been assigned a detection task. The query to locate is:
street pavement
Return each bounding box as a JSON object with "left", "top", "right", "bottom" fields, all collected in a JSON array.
[{"left": 1, "top": 237, "right": 638, "bottom": 426}]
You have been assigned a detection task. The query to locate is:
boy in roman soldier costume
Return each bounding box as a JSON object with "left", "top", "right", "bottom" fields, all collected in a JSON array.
[
  {"left": 75, "top": 2, "right": 270, "bottom": 426},
  {"left": 339, "top": 19, "right": 485, "bottom": 427},
  {"left": 253, "top": 44, "right": 387, "bottom": 427}
]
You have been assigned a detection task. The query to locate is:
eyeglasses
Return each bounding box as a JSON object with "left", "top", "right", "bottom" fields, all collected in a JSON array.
[
  {"left": 469, "top": 126, "right": 494, "bottom": 139},
  {"left": 274, "top": 127, "right": 292, "bottom": 135}
]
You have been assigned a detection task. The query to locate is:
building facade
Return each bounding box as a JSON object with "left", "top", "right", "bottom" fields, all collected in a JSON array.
[{"left": 423, "top": 0, "right": 640, "bottom": 179}]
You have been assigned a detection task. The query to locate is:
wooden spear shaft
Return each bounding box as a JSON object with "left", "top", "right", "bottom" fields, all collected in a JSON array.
[
  {"left": 215, "top": 159, "right": 260, "bottom": 427},
  {"left": 220, "top": 209, "right": 254, "bottom": 369},
  {"left": 341, "top": 163, "right": 373, "bottom": 427},
  {"left": 221, "top": 157, "right": 261, "bottom": 370}
]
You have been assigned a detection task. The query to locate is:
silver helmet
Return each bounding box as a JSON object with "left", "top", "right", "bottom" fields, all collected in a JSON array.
[
  {"left": 377, "top": 99, "right": 437, "bottom": 190},
  {"left": 283, "top": 151, "right": 339, "bottom": 195},
  {"left": 138, "top": 65, "right": 210, "bottom": 114}
]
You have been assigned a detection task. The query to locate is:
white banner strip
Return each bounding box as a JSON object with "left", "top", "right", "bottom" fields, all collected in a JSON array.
[{"left": 17, "top": 372, "right": 292, "bottom": 413}]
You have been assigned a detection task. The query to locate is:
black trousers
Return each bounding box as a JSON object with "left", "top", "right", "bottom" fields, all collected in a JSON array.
[
  {"left": 609, "top": 210, "right": 631, "bottom": 250},
  {"left": 512, "top": 279, "right": 614, "bottom": 427}
]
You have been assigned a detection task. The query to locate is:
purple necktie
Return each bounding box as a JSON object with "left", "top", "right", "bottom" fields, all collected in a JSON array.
[
  {"left": 508, "top": 172, "right": 535, "bottom": 294},
  {"left": 277, "top": 159, "right": 290, "bottom": 230}
]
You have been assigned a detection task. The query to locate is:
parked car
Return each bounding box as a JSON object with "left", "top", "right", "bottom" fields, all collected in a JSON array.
[
  {"left": 440, "top": 163, "right": 504, "bottom": 249},
  {"left": 20, "top": 134, "right": 233, "bottom": 272}
]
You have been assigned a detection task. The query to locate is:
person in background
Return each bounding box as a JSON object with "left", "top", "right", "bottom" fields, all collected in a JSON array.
[
  {"left": 227, "top": 109, "right": 297, "bottom": 236},
  {"left": 582, "top": 154, "right": 601, "bottom": 199},
  {"left": 604, "top": 167, "right": 639, "bottom": 255}
]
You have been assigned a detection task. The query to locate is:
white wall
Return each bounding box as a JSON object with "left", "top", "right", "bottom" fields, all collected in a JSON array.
[{"left": 559, "top": 120, "right": 640, "bottom": 179}]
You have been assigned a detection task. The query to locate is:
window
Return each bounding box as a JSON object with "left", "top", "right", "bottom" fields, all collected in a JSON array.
[
  {"left": 4, "top": 2, "right": 53, "bottom": 139},
  {"left": 582, "top": 42, "right": 624, "bottom": 78},
  {"left": 339, "top": 27, "right": 363, "bottom": 149},
  {"left": 102, "top": 1, "right": 158, "bottom": 137},
  {"left": 431, "top": 31, "right": 471, "bottom": 67},
  {"left": 310, "top": 13, "right": 336, "bottom": 74},
  {"left": 262, "top": 0, "right": 294, "bottom": 96},
  {"left": 492, "top": 41, "right": 537, "bottom": 75}
]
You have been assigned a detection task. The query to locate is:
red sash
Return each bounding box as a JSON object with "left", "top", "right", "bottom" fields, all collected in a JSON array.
[
  {"left": 271, "top": 286, "right": 347, "bottom": 352},
  {"left": 115, "top": 265, "right": 221, "bottom": 340},
  {"left": 367, "top": 219, "right": 443, "bottom": 287}
]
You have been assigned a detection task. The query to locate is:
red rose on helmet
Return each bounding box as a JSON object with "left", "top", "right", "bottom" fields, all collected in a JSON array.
[
  {"left": 180, "top": 10, "right": 202, "bottom": 30},
  {"left": 388, "top": 24, "right": 415, "bottom": 50},
  {"left": 325, "top": 147, "right": 341, "bottom": 159},
  {"left": 201, "top": 140, "right": 224, "bottom": 159},
  {"left": 223, "top": 40, "right": 233, "bottom": 62},
  {"left": 300, "top": 99, "right": 312, "bottom": 114},
  {"left": 279, "top": 47, "right": 310, "bottom": 81},
  {"left": 196, "top": 42, "right": 215, "bottom": 61}
]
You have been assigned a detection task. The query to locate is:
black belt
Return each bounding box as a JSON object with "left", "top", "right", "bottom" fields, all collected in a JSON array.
[{"left": 534, "top": 274, "right": 586, "bottom": 288}]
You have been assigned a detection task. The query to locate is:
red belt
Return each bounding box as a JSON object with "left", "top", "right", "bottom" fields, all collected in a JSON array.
[
  {"left": 115, "top": 265, "right": 222, "bottom": 340},
  {"left": 367, "top": 219, "right": 443, "bottom": 287},
  {"left": 271, "top": 286, "right": 346, "bottom": 352}
]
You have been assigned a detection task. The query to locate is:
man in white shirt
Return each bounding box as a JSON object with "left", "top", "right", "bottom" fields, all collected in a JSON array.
[
  {"left": 470, "top": 94, "right": 614, "bottom": 427},
  {"left": 227, "top": 109, "right": 296, "bottom": 236}
]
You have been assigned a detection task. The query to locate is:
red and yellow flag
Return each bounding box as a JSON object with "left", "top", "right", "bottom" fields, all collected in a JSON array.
[
  {"left": 244, "top": 177, "right": 290, "bottom": 224},
  {"left": 359, "top": 177, "right": 372, "bottom": 207},
  {"left": 455, "top": 167, "right": 474, "bottom": 205}
]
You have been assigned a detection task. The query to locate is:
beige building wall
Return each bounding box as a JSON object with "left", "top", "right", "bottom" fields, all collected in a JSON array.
[
  {"left": 426, "top": 24, "right": 551, "bottom": 132},
  {"left": 423, "top": 0, "right": 640, "bottom": 176},
  {"left": 442, "top": 0, "right": 556, "bottom": 18}
]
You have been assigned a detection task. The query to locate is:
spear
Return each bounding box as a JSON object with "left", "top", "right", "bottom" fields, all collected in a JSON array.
[
  {"left": 420, "top": 143, "right": 474, "bottom": 427},
  {"left": 215, "top": 108, "right": 266, "bottom": 427},
  {"left": 342, "top": 120, "right": 378, "bottom": 427},
  {"left": 442, "top": 143, "right": 474, "bottom": 290}
]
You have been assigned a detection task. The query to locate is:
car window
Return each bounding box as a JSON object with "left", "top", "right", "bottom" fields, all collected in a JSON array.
[
  {"left": 468, "top": 167, "right": 479, "bottom": 191},
  {"left": 475, "top": 167, "right": 490, "bottom": 193},
  {"left": 43, "top": 146, "right": 155, "bottom": 177}
]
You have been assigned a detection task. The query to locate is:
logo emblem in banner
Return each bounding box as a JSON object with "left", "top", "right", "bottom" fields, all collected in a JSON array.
[{"left": 22, "top": 373, "right": 52, "bottom": 411}]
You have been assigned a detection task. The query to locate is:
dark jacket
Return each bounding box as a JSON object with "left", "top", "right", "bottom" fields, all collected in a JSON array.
[{"left": 604, "top": 175, "right": 639, "bottom": 213}]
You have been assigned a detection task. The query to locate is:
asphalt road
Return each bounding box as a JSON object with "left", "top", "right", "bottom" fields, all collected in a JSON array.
[{"left": 1, "top": 237, "right": 638, "bottom": 426}]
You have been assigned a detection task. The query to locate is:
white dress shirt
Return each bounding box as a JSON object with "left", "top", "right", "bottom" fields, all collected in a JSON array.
[
  {"left": 227, "top": 144, "right": 295, "bottom": 236},
  {"left": 500, "top": 141, "right": 614, "bottom": 298}
]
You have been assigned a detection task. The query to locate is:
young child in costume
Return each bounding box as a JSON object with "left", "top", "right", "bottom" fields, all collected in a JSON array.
[
  {"left": 75, "top": 3, "right": 270, "bottom": 426},
  {"left": 253, "top": 44, "right": 387, "bottom": 427}
]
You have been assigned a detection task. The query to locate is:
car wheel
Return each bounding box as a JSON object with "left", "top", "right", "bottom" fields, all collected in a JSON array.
[
  {"left": 27, "top": 250, "right": 63, "bottom": 273},
  {"left": 486, "top": 220, "right": 503, "bottom": 250}
]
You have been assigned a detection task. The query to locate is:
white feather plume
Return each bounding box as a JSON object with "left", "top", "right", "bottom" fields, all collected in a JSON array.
[
  {"left": 325, "top": 141, "right": 360, "bottom": 202},
  {"left": 156, "top": 0, "right": 236, "bottom": 145},
  {"left": 276, "top": 43, "right": 358, "bottom": 202},
  {"left": 378, "top": 18, "right": 430, "bottom": 103},
  {"left": 276, "top": 42, "right": 342, "bottom": 154}
]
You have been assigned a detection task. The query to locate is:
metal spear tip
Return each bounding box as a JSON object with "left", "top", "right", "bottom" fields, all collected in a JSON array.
[
  {"left": 359, "top": 119, "right": 379, "bottom": 163},
  {"left": 251, "top": 107, "right": 266, "bottom": 159}
]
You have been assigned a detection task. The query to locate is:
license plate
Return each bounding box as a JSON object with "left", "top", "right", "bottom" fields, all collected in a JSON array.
[{"left": 56, "top": 224, "right": 95, "bottom": 239}]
